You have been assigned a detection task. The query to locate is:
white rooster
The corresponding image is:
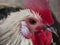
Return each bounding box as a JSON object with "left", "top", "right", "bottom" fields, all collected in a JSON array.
[
  {"left": 0, "top": 0, "right": 59, "bottom": 45},
  {"left": 0, "top": 8, "right": 41, "bottom": 45}
]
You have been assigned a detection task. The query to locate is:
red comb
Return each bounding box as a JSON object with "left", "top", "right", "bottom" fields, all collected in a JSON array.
[{"left": 24, "top": 0, "right": 54, "bottom": 25}]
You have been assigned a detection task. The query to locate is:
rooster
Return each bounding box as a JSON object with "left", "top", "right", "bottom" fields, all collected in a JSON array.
[
  {"left": 0, "top": 6, "right": 53, "bottom": 45},
  {"left": 0, "top": 0, "right": 59, "bottom": 45}
]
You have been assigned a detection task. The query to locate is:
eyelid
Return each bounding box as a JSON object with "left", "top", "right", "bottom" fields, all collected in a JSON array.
[
  {"left": 28, "top": 18, "right": 37, "bottom": 25},
  {"left": 26, "top": 17, "right": 37, "bottom": 25}
]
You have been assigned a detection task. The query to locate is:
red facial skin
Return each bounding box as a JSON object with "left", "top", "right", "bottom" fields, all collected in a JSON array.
[
  {"left": 25, "top": 17, "right": 45, "bottom": 32},
  {"left": 25, "top": 17, "right": 52, "bottom": 45}
]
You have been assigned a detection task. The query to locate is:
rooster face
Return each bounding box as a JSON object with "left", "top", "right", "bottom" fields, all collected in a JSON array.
[
  {"left": 20, "top": 9, "right": 45, "bottom": 39},
  {"left": 25, "top": 16, "right": 45, "bottom": 32},
  {"left": 26, "top": 10, "right": 46, "bottom": 32}
]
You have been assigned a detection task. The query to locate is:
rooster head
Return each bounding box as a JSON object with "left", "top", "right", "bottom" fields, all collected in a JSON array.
[{"left": 20, "top": 9, "right": 46, "bottom": 39}]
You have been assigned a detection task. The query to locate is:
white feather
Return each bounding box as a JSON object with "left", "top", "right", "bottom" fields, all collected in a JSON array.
[{"left": 0, "top": 9, "right": 40, "bottom": 45}]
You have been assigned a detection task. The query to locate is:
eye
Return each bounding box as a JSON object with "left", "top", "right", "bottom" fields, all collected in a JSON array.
[{"left": 29, "top": 18, "right": 36, "bottom": 25}]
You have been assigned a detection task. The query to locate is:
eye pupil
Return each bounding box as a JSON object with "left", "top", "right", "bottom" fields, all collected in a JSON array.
[{"left": 29, "top": 19, "right": 36, "bottom": 25}]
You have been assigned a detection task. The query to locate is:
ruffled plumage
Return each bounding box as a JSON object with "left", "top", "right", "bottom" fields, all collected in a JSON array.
[{"left": 0, "top": 9, "right": 36, "bottom": 45}]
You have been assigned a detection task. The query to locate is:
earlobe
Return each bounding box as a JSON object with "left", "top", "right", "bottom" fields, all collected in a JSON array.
[{"left": 20, "top": 21, "right": 32, "bottom": 39}]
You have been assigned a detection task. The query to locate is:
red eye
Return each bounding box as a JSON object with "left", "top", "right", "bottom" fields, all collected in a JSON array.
[{"left": 28, "top": 18, "right": 36, "bottom": 25}]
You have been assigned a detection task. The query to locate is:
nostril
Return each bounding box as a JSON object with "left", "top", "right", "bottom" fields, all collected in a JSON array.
[{"left": 29, "top": 18, "right": 36, "bottom": 25}]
